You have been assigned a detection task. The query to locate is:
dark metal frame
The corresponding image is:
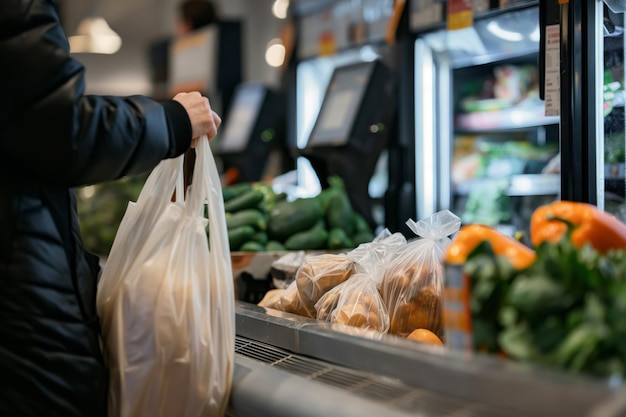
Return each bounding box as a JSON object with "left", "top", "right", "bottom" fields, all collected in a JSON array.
[{"left": 558, "top": 1, "right": 600, "bottom": 203}]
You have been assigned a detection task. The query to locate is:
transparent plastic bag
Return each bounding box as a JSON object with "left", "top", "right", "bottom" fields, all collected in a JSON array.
[
  {"left": 315, "top": 230, "right": 407, "bottom": 333},
  {"left": 261, "top": 280, "right": 314, "bottom": 318},
  {"left": 97, "top": 138, "right": 235, "bottom": 417},
  {"left": 380, "top": 210, "right": 461, "bottom": 338},
  {"left": 317, "top": 274, "right": 388, "bottom": 332},
  {"left": 294, "top": 253, "right": 355, "bottom": 317}
]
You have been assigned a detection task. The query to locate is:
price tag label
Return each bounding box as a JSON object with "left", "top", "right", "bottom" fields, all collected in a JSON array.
[
  {"left": 544, "top": 24, "right": 561, "bottom": 117},
  {"left": 410, "top": 0, "right": 444, "bottom": 31},
  {"left": 448, "top": 0, "right": 473, "bottom": 31}
]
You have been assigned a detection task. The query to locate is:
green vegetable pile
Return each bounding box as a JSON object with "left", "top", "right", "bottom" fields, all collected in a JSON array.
[
  {"left": 77, "top": 174, "right": 376, "bottom": 256},
  {"left": 466, "top": 225, "right": 626, "bottom": 378},
  {"left": 222, "top": 176, "right": 375, "bottom": 252},
  {"left": 78, "top": 174, "right": 147, "bottom": 256}
]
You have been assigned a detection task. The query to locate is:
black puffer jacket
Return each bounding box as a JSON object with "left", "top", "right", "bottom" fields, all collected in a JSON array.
[{"left": 0, "top": 1, "right": 192, "bottom": 415}]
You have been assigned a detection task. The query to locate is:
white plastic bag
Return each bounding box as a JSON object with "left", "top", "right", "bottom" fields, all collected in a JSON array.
[{"left": 97, "top": 137, "right": 235, "bottom": 417}]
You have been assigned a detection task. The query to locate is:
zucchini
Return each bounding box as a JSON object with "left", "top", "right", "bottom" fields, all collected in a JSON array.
[
  {"left": 316, "top": 187, "right": 339, "bottom": 211},
  {"left": 326, "top": 192, "right": 354, "bottom": 236},
  {"left": 352, "top": 211, "right": 372, "bottom": 234},
  {"left": 328, "top": 227, "right": 353, "bottom": 250},
  {"left": 226, "top": 209, "right": 267, "bottom": 231},
  {"left": 267, "top": 198, "right": 324, "bottom": 241},
  {"left": 265, "top": 240, "right": 287, "bottom": 251},
  {"left": 228, "top": 225, "right": 255, "bottom": 251},
  {"left": 251, "top": 231, "right": 268, "bottom": 244},
  {"left": 352, "top": 231, "right": 375, "bottom": 246},
  {"left": 239, "top": 241, "right": 265, "bottom": 252},
  {"left": 224, "top": 189, "right": 264, "bottom": 213},
  {"left": 285, "top": 221, "right": 329, "bottom": 250},
  {"left": 222, "top": 182, "right": 252, "bottom": 202},
  {"left": 252, "top": 182, "right": 280, "bottom": 211}
]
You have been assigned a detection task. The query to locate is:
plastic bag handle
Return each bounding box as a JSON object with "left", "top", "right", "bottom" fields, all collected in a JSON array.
[
  {"left": 176, "top": 156, "right": 185, "bottom": 203},
  {"left": 406, "top": 210, "right": 462, "bottom": 240},
  {"left": 186, "top": 137, "right": 231, "bottom": 262},
  {"left": 134, "top": 157, "right": 185, "bottom": 208}
]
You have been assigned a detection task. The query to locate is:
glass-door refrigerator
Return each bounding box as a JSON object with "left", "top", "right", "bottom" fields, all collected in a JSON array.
[
  {"left": 410, "top": 1, "right": 561, "bottom": 240},
  {"left": 554, "top": 0, "right": 625, "bottom": 221}
]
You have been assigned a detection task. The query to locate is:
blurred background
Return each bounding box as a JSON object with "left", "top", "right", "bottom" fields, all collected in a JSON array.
[{"left": 59, "top": 0, "right": 286, "bottom": 95}]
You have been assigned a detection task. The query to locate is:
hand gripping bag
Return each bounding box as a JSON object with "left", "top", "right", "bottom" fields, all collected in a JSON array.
[{"left": 97, "top": 137, "right": 235, "bottom": 417}]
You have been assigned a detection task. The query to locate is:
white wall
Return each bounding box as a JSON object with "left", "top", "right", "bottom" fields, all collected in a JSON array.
[{"left": 61, "top": 0, "right": 285, "bottom": 96}]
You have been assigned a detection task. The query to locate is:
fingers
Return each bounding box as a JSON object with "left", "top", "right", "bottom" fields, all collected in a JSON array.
[
  {"left": 173, "top": 91, "right": 222, "bottom": 145},
  {"left": 212, "top": 111, "right": 222, "bottom": 128}
]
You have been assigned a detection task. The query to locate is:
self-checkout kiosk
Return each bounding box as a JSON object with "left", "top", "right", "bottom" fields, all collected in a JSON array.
[
  {"left": 301, "top": 60, "right": 395, "bottom": 228},
  {"left": 216, "top": 82, "right": 289, "bottom": 183},
  {"left": 166, "top": 20, "right": 242, "bottom": 118}
]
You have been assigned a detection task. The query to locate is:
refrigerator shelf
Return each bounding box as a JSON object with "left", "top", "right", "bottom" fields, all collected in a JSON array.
[
  {"left": 455, "top": 106, "right": 559, "bottom": 132},
  {"left": 454, "top": 173, "right": 560, "bottom": 197}
]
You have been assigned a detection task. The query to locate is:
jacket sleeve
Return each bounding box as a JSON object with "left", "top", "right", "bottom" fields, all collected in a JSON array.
[{"left": 0, "top": 0, "right": 192, "bottom": 187}]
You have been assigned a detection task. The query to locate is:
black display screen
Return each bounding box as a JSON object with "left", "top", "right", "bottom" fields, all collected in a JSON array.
[
  {"left": 219, "top": 83, "right": 266, "bottom": 153},
  {"left": 307, "top": 61, "right": 374, "bottom": 147}
]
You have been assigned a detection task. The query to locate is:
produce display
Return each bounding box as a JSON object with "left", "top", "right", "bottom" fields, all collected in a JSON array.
[
  {"left": 78, "top": 174, "right": 147, "bottom": 256},
  {"left": 81, "top": 172, "right": 626, "bottom": 373},
  {"left": 445, "top": 201, "right": 626, "bottom": 378},
  {"left": 260, "top": 200, "right": 626, "bottom": 369},
  {"left": 223, "top": 176, "right": 375, "bottom": 252}
]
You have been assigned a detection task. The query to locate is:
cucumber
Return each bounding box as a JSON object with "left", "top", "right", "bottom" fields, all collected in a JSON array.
[
  {"left": 228, "top": 225, "right": 255, "bottom": 251},
  {"left": 352, "top": 231, "right": 375, "bottom": 246},
  {"left": 328, "top": 227, "right": 353, "bottom": 250},
  {"left": 239, "top": 241, "right": 265, "bottom": 252},
  {"left": 267, "top": 198, "right": 324, "bottom": 241},
  {"left": 252, "top": 182, "right": 280, "bottom": 211},
  {"left": 284, "top": 221, "right": 329, "bottom": 250},
  {"left": 265, "top": 240, "right": 287, "bottom": 251},
  {"left": 352, "top": 211, "right": 372, "bottom": 234},
  {"left": 222, "top": 182, "right": 252, "bottom": 202},
  {"left": 326, "top": 192, "right": 354, "bottom": 236},
  {"left": 226, "top": 209, "right": 267, "bottom": 231},
  {"left": 316, "top": 187, "right": 340, "bottom": 211},
  {"left": 251, "top": 231, "right": 268, "bottom": 244},
  {"left": 224, "top": 189, "right": 264, "bottom": 213}
]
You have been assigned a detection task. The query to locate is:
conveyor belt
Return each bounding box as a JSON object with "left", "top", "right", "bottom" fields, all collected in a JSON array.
[
  {"left": 229, "top": 301, "right": 617, "bottom": 417},
  {"left": 230, "top": 335, "right": 525, "bottom": 417}
]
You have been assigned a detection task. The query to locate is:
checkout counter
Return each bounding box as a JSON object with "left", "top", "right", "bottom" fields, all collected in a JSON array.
[
  {"left": 227, "top": 302, "right": 617, "bottom": 417},
  {"left": 222, "top": 61, "right": 617, "bottom": 417}
]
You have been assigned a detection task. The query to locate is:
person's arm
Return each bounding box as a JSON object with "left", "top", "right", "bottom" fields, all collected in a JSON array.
[{"left": 0, "top": 0, "right": 199, "bottom": 187}]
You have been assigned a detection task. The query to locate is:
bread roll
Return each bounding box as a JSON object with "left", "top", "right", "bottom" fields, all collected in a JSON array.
[
  {"left": 258, "top": 289, "right": 284, "bottom": 307},
  {"left": 388, "top": 285, "right": 442, "bottom": 337},
  {"left": 316, "top": 291, "right": 340, "bottom": 321},
  {"left": 263, "top": 283, "right": 314, "bottom": 318},
  {"left": 334, "top": 303, "right": 382, "bottom": 332},
  {"left": 295, "top": 254, "right": 355, "bottom": 316}
]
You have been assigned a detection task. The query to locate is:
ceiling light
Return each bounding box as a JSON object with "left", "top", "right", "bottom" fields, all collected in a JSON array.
[
  {"left": 529, "top": 26, "right": 540, "bottom": 42},
  {"left": 265, "top": 39, "right": 286, "bottom": 67},
  {"left": 486, "top": 21, "right": 523, "bottom": 42},
  {"left": 272, "top": 0, "right": 289, "bottom": 19},
  {"left": 68, "top": 17, "right": 122, "bottom": 54}
]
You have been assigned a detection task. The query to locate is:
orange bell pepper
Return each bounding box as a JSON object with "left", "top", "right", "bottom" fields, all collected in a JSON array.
[
  {"left": 445, "top": 224, "right": 536, "bottom": 270},
  {"left": 530, "top": 201, "right": 626, "bottom": 254}
]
